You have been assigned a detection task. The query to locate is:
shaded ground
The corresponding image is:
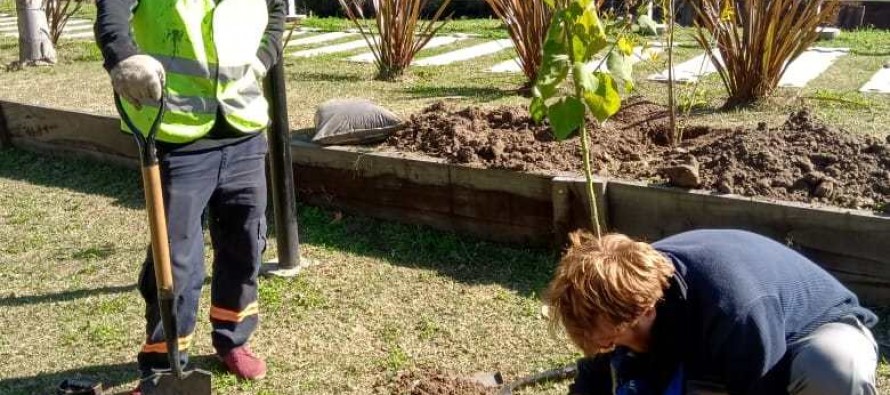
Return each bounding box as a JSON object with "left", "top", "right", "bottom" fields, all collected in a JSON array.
[{"left": 385, "top": 98, "right": 890, "bottom": 212}]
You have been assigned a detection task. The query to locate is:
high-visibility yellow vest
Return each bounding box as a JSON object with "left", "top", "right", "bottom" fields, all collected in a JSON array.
[{"left": 120, "top": 0, "right": 270, "bottom": 143}]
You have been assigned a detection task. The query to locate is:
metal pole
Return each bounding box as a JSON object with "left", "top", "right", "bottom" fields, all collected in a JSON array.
[{"left": 262, "top": 56, "right": 303, "bottom": 277}]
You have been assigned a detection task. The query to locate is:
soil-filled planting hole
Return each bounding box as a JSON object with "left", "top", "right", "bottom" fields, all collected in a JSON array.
[
  {"left": 383, "top": 97, "right": 890, "bottom": 212},
  {"left": 376, "top": 369, "right": 494, "bottom": 395}
]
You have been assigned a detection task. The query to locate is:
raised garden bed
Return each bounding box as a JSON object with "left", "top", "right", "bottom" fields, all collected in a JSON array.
[{"left": 1, "top": 100, "right": 888, "bottom": 304}]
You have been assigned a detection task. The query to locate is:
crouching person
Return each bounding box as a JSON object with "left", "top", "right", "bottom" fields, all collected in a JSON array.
[{"left": 546, "top": 229, "right": 879, "bottom": 395}]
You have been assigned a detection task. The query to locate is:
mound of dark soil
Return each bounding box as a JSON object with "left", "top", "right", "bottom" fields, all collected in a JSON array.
[
  {"left": 376, "top": 369, "right": 493, "bottom": 395},
  {"left": 384, "top": 98, "right": 890, "bottom": 212}
]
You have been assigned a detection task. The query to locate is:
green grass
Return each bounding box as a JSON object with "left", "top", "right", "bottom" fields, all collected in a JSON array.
[
  {"left": 0, "top": 148, "right": 581, "bottom": 395},
  {"left": 819, "top": 27, "right": 890, "bottom": 55}
]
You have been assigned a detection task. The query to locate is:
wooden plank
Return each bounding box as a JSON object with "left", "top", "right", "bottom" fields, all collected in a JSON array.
[
  {"left": 292, "top": 138, "right": 553, "bottom": 200},
  {"left": 551, "top": 179, "right": 572, "bottom": 246},
  {"left": 450, "top": 164, "right": 552, "bottom": 200},
  {"left": 803, "top": 249, "right": 889, "bottom": 285},
  {"left": 12, "top": 139, "right": 138, "bottom": 169},
  {"left": 294, "top": 166, "right": 451, "bottom": 214},
  {"left": 830, "top": 272, "right": 890, "bottom": 306},
  {"left": 555, "top": 176, "right": 609, "bottom": 236},
  {"left": 295, "top": 163, "right": 553, "bottom": 226},
  {"left": 1, "top": 101, "right": 136, "bottom": 163},
  {"left": 293, "top": 163, "right": 553, "bottom": 244},
  {"left": 299, "top": 191, "right": 549, "bottom": 244},
  {"left": 450, "top": 187, "right": 551, "bottom": 228},
  {"left": 606, "top": 180, "right": 890, "bottom": 304}
]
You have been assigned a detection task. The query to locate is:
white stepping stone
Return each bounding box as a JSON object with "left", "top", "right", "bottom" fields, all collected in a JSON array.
[
  {"left": 0, "top": 17, "right": 92, "bottom": 28},
  {"left": 285, "top": 29, "right": 313, "bottom": 38},
  {"left": 63, "top": 31, "right": 95, "bottom": 39},
  {"left": 489, "top": 58, "right": 522, "bottom": 73},
  {"left": 0, "top": 18, "right": 91, "bottom": 33},
  {"left": 413, "top": 39, "right": 514, "bottom": 66},
  {"left": 860, "top": 67, "right": 890, "bottom": 94},
  {"left": 778, "top": 47, "right": 848, "bottom": 88},
  {"left": 817, "top": 26, "right": 841, "bottom": 41},
  {"left": 289, "top": 39, "right": 372, "bottom": 57},
  {"left": 489, "top": 46, "right": 663, "bottom": 73},
  {"left": 63, "top": 24, "right": 93, "bottom": 32},
  {"left": 347, "top": 35, "right": 466, "bottom": 63},
  {"left": 648, "top": 50, "right": 721, "bottom": 83},
  {"left": 0, "top": 18, "right": 88, "bottom": 28},
  {"left": 1, "top": 31, "right": 95, "bottom": 39},
  {"left": 285, "top": 31, "right": 356, "bottom": 47}
]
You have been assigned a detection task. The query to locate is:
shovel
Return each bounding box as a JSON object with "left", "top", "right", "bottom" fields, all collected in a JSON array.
[{"left": 114, "top": 93, "right": 212, "bottom": 395}]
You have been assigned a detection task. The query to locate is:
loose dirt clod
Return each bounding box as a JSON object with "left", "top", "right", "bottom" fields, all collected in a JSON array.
[
  {"left": 376, "top": 369, "right": 494, "bottom": 395},
  {"left": 384, "top": 98, "right": 889, "bottom": 212}
]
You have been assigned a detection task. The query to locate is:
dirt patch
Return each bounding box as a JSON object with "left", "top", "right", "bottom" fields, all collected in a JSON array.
[
  {"left": 376, "top": 369, "right": 494, "bottom": 395},
  {"left": 384, "top": 97, "right": 890, "bottom": 212}
]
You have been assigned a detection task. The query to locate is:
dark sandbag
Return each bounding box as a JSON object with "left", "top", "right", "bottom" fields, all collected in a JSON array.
[{"left": 312, "top": 99, "right": 404, "bottom": 146}]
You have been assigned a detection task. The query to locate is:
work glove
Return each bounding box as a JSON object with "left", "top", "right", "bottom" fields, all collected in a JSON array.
[{"left": 110, "top": 54, "right": 166, "bottom": 109}]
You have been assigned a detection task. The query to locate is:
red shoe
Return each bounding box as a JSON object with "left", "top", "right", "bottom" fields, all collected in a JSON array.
[
  {"left": 130, "top": 387, "right": 142, "bottom": 395},
  {"left": 219, "top": 346, "right": 267, "bottom": 380}
]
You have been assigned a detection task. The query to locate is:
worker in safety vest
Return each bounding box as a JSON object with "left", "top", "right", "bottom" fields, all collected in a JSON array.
[
  {"left": 94, "top": 0, "right": 285, "bottom": 390},
  {"left": 546, "top": 229, "right": 879, "bottom": 395}
]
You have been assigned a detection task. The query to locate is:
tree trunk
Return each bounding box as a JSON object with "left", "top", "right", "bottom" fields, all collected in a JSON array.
[{"left": 14, "top": 0, "right": 57, "bottom": 67}]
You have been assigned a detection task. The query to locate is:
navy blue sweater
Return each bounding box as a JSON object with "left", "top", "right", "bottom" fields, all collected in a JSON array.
[{"left": 570, "top": 229, "right": 877, "bottom": 395}]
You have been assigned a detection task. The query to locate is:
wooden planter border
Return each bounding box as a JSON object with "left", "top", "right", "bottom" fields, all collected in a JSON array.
[{"left": 2, "top": 100, "right": 888, "bottom": 304}]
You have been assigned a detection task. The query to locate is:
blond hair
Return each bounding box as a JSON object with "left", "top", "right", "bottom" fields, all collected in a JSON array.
[{"left": 545, "top": 232, "right": 675, "bottom": 354}]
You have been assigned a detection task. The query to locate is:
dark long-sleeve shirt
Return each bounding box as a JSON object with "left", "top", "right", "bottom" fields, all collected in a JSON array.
[
  {"left": 94, "top": 0, "right": 286, "bottom": 151},
  {"left": 570, "top": 229, "right": 877, "bottom": 395}
]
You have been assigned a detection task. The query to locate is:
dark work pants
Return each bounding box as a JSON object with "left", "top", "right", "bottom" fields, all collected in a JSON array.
[{"left": 136, "top": 133, "right": 268, "bottom": 376}]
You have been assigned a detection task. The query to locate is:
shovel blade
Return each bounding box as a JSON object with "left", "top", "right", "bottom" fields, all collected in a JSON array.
[{"left": 141, "top": 369, "right": 212, "bottom": 395}]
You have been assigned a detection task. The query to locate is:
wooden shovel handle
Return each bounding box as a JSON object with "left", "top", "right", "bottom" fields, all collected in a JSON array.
[{"left": 142, "top": 164, "right": 174, "bottom": 293}]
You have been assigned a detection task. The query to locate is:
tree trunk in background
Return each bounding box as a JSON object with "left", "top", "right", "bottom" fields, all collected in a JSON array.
[{"left": 14, "top": 0, "right": 57, "bottom": 67}]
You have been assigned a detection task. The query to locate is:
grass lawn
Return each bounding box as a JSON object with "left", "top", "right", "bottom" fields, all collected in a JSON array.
[
  {"left": 0, "top": 13, "right": 888, "bottom": 394},
  {"left": 0, "top": 148, "right": 579, "bottom": 394}
]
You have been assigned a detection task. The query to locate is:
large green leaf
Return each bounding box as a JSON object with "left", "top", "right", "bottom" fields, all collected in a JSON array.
[
  {"left": 534, "top": 12, "right": 570, "bottom": 100},
  {"left": 570, "top": 35, "right": 588, "bottom": 63},
  {"left": 575, "top": 65, "right": 621, "bottom": 122},
  {"left": 547, "top": 96, "right": 586, "bottom": 140},
  {"left": 607, "top": 50, "right": 634, "bottom": 90},
  {"left": 570, "top": 0, "right": 607, "bottom": 61}
]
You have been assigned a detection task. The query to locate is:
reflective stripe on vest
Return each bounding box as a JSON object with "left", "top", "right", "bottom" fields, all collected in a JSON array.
[{"left": 121, "top": 0, "right": 270, "bottom": 143}]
